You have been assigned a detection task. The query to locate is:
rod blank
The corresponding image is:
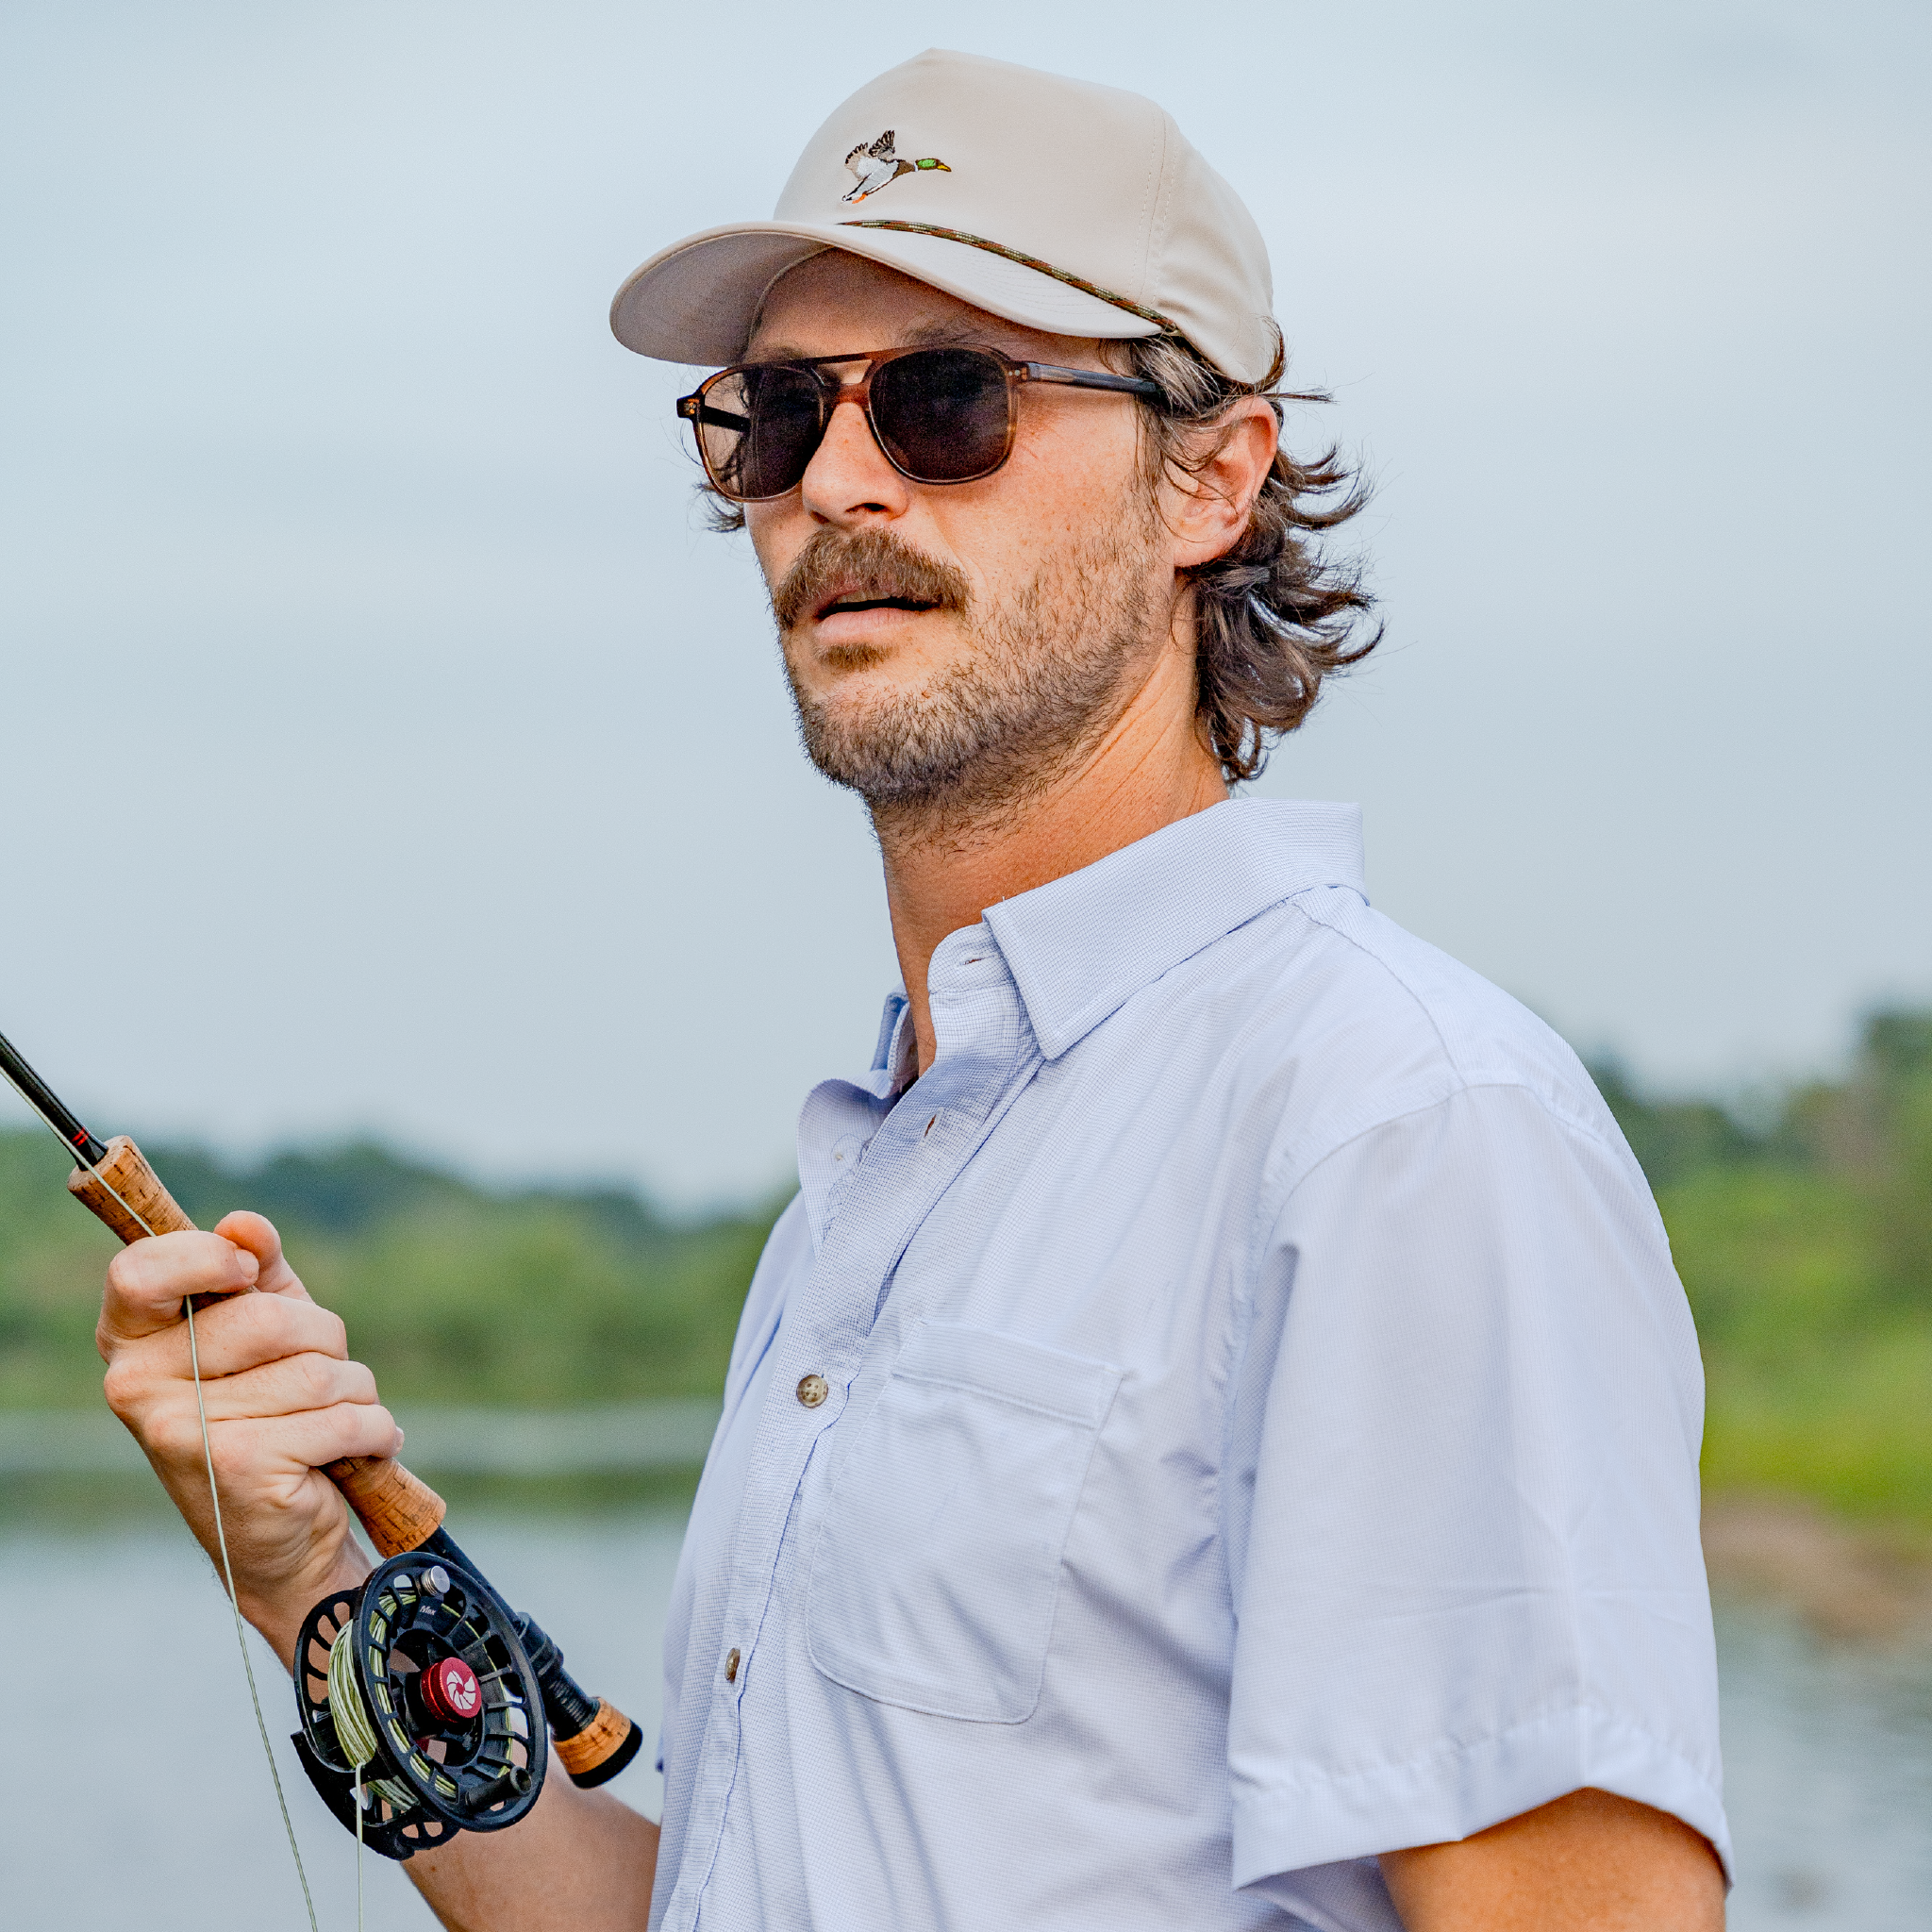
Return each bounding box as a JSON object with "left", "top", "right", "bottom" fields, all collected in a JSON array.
[{"left": 0, "top": 1026, "right": 109, "bottom": 1165}]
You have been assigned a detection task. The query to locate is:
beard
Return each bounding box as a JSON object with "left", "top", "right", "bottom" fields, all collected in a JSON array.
[{"left": 769, "top": 501, "right": 1169, "bottom": 836}]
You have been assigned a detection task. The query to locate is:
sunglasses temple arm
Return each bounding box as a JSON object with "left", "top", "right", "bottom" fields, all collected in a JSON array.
[{"left": 1020, "top": 363, "right": 1162, "bottom": 398}]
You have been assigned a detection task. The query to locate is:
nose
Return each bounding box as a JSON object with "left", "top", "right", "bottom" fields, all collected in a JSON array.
[{"left": 798, "top": 391, "right": 910, "bottom": 526}]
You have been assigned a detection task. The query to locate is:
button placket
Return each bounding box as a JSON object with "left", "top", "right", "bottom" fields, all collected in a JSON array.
[{"left": 672, "top": 970, "right": 1040, "bottom": 1932}]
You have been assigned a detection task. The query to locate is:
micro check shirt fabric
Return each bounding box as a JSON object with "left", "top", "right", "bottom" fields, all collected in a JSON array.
[{"left": 649, "top": 798, "right": 1728, "bottom": 1932}]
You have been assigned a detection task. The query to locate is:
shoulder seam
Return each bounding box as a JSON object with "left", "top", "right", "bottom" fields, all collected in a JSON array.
[
  {"left": 1247, "top": 1074, "right": 1642, "bottom": 1280},
  {"left": 1278, "top": 890, "right": 1634, "bottom": 1166},
  {"left": 1240, "top": 889, "right": 1471, "bottom": 1270},
  {"left": 1288, "top": 886, "right": 1467, "bottom": 1078}
]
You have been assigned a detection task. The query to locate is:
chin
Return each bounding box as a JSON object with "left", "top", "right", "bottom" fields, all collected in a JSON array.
[
  {"left": 805, "top": 675, "right": 928, "bottom": 743},
  {"left": 790, "top": 635, "right": 940, "bottom": 713}
]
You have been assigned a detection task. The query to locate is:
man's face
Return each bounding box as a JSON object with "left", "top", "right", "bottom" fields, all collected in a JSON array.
[{"left": 743, "top": 254, "right": 1179, "bottom": 824}]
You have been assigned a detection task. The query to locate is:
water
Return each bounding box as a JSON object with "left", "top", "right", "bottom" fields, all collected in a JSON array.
[
  {"left": 0, "top": 1512, "right": 683, "bottom": 1931},
  {"left": 1717, "top": 1599, "right": 1932, "bottom": 1927},
  {"left": 2, "top": 1514, "right": 1927, "bottom": 1928}
]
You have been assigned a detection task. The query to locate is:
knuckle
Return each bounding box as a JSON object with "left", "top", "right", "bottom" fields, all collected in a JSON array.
[
  {"left": 208, "top": 1427, "right": 253, "bottom": 1487},
  {"left": 354, "top": 1403, "right": 398, "bottom": 1453},
  {"left": 149, "top": 1409, "right": 204, "bottom": 1467},
  {"left": 224, "top": 1290, "right": 270, "bottom": 1333},
  {"left": 227, "top": 1292, "right": 290, "bottom": 1349},
  {"left": 100, "top": 1357, "right": 145, "bottom": 1419},
  {"left": 104, "top": 1247, "right": 146, "bottom": 1298},
  {"left": 293, "top": 1355, "right": 335, "bottom": 1407}
]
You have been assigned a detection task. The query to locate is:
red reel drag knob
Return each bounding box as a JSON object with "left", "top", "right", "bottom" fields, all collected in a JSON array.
[{"left": 421, "top": 1656, "right": 483, "bottom": 1724}]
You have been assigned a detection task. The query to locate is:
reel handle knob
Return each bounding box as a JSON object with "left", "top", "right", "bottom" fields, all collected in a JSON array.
[{"left": 77, "top": 1132, "right": 449, "bottom": 1556}]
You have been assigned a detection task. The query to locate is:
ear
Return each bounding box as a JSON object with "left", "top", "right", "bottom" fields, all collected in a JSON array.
[{"left": 1160, "top": 399, "right": 1279, "bottom": 573}]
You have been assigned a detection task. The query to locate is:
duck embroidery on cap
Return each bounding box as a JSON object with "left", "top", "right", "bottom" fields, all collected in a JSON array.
[{"left": 841, "top": 130, "right": 951, "bottom": 203}]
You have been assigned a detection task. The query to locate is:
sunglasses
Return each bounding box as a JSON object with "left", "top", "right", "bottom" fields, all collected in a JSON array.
[{"left": 675, "top": 345, "right": 1162, "bottom": 504}]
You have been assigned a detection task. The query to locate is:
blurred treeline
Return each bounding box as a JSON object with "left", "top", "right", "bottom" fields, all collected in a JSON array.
[
  {"left": 0, "top": 1136, "right": 781, "bottom": 1409},
  {"left": 1593, "top": 1009, "right": 1932, "bottom": 1522},
  {"left": 2, "top": 1008, "right": 1928, "bottom": 1520}
]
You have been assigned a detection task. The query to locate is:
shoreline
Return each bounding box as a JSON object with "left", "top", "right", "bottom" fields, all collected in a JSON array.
[
  {"left": 2, "top": 1406, "right": 1927, "bottom": 1643},
  {"left": 1704, "top": 1494, "right": 1932, "bottom": 1642}
]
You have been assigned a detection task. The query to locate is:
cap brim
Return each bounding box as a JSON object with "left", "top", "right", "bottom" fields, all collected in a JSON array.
[{"left": 609, "top": 221, "right": 1162, "bottom": 366}]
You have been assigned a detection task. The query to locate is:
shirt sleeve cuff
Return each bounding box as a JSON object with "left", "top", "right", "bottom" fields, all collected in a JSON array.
[{"left": 1231, "top": 1701, "right": 1734, "bottom": 1897}]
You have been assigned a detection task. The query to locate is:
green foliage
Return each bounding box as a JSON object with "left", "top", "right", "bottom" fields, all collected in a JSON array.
[
  {"left": 4, "top": 1005, "right": 1929, "bottom": 1525},
  {"left": 0, "top": 1130, "right": 782, "bottom": 1409},
  {"left": 1597, "top": 1009, "right": 1932, "bottom": 1523},
  {"left": 0, "top": 1130, "right": 124, "bottom": 1407},
  {"left": 1588, "top": 1058, "right": 1762, "bottom": 1191}
]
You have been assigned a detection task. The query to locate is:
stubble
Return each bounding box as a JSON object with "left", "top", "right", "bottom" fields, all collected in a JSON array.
[{"left": 771, "top": 504, "right": 1170, "bottom": 844}]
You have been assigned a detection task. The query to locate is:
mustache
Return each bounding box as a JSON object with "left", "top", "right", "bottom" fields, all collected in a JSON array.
[{"left": 770, "top": 527, "right": 972, "bottom": 630}]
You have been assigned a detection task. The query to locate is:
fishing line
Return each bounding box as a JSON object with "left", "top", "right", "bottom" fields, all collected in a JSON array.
[
  {"left": 325, "top": 1622, "right": 378, "bottom": 1926},
  {"left": 77, "top": 1147, "right": 325, "bottom": 1932},
  {"left": 8, "top": 1027, "right": 639, "bottom": 1914}
]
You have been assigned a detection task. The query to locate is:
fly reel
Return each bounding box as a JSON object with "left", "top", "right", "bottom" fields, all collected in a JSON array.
[
  {"left": 0, "top": 1026, "right": 645, "bottom": 1878},
  {"left": 291, "top": 1552, "right": 546, "bottom": 1860}
]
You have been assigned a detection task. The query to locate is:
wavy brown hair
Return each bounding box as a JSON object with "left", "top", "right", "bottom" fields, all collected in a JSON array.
[
  {"left": 1109, "top": 325, "right": 1377, "bottom": 781},
  {"left": 699, "top": 323, "right": 1377, "bottom": 784}
]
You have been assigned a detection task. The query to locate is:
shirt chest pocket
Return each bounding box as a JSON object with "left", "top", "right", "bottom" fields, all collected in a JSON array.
[{"left": 806, "top": 1322, "right": 1123, "bottom": 1724}]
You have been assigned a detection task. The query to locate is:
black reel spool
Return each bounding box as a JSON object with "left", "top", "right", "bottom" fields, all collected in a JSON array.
[{"left": 291, "top": 1553, "right": 546, "bottom": 1861}]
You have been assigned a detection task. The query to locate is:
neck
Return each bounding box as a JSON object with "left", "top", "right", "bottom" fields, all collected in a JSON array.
[{"left": 875, "top": 638, "right": 1227, "bottom": 1074}]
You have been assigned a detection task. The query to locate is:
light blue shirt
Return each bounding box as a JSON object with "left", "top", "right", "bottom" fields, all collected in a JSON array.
[{"left": 651, "top": 799, "right": 1727, "bottom": 1932}]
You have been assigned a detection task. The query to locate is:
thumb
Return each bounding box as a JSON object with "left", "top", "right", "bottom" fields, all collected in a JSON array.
[{"left": 211, "top": 1210, "right": 309, "bottom": 1300}]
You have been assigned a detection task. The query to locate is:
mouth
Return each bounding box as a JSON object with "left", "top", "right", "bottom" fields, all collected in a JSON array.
[
  {"left": 772, "top": 530, "right": 972, "bottom": 635},
  {"left": 811, "top": 581, "right": 945, "bottom": 624}
]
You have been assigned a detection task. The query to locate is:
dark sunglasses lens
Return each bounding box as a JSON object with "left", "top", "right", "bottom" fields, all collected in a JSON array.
[
  {"left": 872, "top": 350, "right": 1012, "bottom": 482},
  {"left": 697, "top": 364, "right": 825, "bottom": 500}
]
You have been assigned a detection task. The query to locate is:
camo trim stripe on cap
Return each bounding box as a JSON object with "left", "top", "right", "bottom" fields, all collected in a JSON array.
[{"left": 838, "top": 220, "right": 1180, "bottom": 333}]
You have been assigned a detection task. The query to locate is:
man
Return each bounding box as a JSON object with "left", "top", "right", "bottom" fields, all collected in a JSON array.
[{"left": 98, "top": 48, "right": 1728, "bottom": 1932}]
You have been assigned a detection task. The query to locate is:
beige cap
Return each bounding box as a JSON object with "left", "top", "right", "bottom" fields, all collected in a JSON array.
[{"left": 609, "top": 49, "right": 1277, "bottom": 384}]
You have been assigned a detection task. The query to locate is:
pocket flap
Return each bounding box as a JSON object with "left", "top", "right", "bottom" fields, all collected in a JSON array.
[{"left": 894, "top": 1322, "right": 1121, "bottom": 1425}]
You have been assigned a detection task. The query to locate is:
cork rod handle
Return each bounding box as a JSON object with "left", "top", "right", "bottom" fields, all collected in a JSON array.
[{"left": 75, "top": 1134, "right": 448, "bottom": 1556}]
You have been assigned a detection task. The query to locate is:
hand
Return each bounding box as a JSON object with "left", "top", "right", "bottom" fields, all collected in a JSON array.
[{"left": 96, "top": 1211, "right": 401, "bottom": 1666}]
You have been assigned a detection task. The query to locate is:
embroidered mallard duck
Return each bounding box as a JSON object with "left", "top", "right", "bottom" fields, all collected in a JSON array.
[{"left": 841, "top": 130, "right": 951, "bottom": 203}]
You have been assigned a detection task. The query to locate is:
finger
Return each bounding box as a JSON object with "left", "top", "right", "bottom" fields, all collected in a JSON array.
[
  {"left": 220, "top": 1402, "right": 407, "bottom": 1477},
  {"left": 141, "top": 1397, "right": 405, "bottom": 1491},
  {"left": 101, "top": 1231, "right": 259, "bottom": 1342},
  {"left": 145, "top": 1291, "right": 352, "bottom": 1383},
  {"left": 102, "top": 1298, "right": 354, "bottom": 1429},
  {"left": 183, "top": 1351, "right": 380, "bottom": 1425},
  {"left": 212, "top": 1212, "right": 309, "bottom": 1300}
]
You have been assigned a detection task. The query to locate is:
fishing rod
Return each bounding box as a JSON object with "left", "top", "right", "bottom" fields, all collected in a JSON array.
[{"left": 0, "top": 1024, "right": 643, "bottom": 1879}]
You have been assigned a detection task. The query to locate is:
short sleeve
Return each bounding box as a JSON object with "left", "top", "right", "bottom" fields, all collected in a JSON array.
[{"left": 1226, "top": 1082, "right": 1729, "bottom": 1925}]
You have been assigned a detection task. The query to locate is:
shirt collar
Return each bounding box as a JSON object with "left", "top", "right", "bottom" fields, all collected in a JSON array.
[{"left": 979, "top": 798, "right": 1366, "bottom": 1061}]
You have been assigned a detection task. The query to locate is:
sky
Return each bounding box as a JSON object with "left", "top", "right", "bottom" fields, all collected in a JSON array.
[{"left": 1, "top": 0, "right": 1927, "bottom": 1206}]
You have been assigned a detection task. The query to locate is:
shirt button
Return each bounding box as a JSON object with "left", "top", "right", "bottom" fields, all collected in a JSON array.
[
  {"left": 724, "top": 1647, "right": 741, "bottom": 1684},
  {"left": 796, "top": 1373, "right": 829, "bottom": 1408}
]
